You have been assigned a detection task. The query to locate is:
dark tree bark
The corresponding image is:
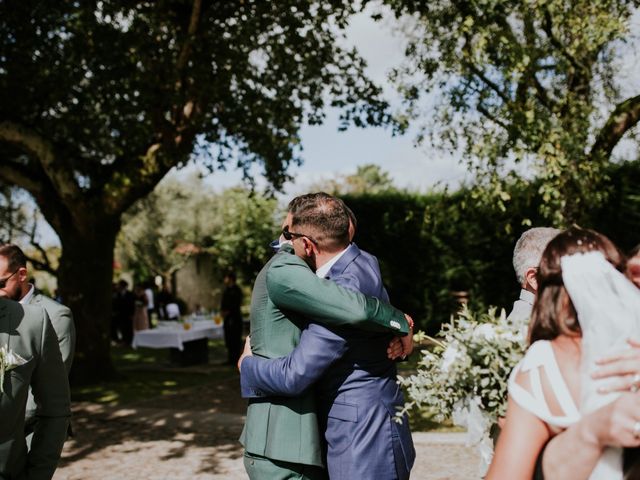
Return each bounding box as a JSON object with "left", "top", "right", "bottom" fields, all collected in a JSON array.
[{"left": 57, "top": 217, "right": 120, "bottom": 383}]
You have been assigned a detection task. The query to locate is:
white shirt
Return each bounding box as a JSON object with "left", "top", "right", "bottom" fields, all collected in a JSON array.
[
  {"left": 315, "top": 248, "right": 349, "bottom": 279},
  {"left": 506, "top": 289, "right": 535, "bottom": 323},
  {"left": 19, "top": 284, "right": 35, "bottom": 305},
  {"left": 144, "top": 288, "right": 154, "bottom": 309}
]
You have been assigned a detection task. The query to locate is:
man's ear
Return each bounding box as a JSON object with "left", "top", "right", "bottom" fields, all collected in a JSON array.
[
  {"left": 525, "top": 267, "right": 538, "bottom": 292},
  {"left": 18, "top": 266, "right": 28, "bottom": 283},
  {"left": 302, "top": 237, "right": 316, "bottom": 257}
]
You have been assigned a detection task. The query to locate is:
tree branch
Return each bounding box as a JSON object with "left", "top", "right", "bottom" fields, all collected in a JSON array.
[
  {"left": 176, "top": 0, "right": 202, "bottom": 72},
  {"left": 102, "top": 0, "right": 203, "bottom": 217},
  {"left": 25, "top": 242, "right": 57, "bottom": 277},
  {"left": 477, "top": 104, "right": 510, "bottom": 131},
  {"left": 466, "top": 62, "right": 511, "bottom": 105},
  {"left": 0, "top": 121, "right": 82, "bottom": 206},
  {"left": 542, "top": 8, "right": 588, "bottom": 75},
  {"left": 590, "top": 94, "right": 640, "bottom": 160},
  {"left": 0, "top": 159, "right": 45, "bottom": 197}
]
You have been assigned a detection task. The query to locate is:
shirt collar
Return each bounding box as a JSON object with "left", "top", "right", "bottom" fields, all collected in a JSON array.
[
  {"left": 519, "top": 288, "right": 535, "bottom": 306},
  {"left": 316, "top": 248, "right": 349, "bottom": 278},
  {"left": 19, "top": 284, "right": 35, "bottom": 305}
]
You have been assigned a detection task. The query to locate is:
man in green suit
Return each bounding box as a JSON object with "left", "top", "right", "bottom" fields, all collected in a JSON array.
[
  {"left": 239, "top": 196, "right": 412, "bottom": 479},
  {"left": 0, "top": 297, "right": 71, "bottom": 479},
  {"left": 0, "top": 244, "right": 75, "bottom": 442}
]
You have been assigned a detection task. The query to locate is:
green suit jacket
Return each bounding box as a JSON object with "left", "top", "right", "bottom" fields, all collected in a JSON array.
[
  {"left": 0, "top": 298, "right": 71, "bottom": 480},
  {"left": 240, "top": 246, "right": 408, "bottom": 467},
  {"left": 25, "top": 291, "right": 75, "bottom": 427}
]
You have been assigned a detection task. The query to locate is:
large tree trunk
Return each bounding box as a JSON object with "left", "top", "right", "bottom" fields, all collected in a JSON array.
[{"left": 57, "top": 217, "right": 120, "bottom": 384}]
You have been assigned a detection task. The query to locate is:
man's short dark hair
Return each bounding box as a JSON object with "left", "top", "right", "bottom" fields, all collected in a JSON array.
[
  {"left": 0, "top": 244, "right": 28, "bottom": 272},
  {"left": 289, "top": 192, "right": 350, "bottom": 252}
]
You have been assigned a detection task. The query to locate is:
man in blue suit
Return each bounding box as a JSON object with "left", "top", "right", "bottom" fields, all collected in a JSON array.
[{"left": 240, "top": 194, "right": 415, "bottom": 479}]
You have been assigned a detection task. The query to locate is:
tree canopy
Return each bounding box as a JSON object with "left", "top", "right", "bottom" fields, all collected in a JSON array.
[
  {"left": 387, "top": 0, "right": 640, "bottom": 224},
  {"left": 0, "top": 0, "right": 389, "bottom": 223},
  {"left": 118, "top": 174, "right": 279, "bottom": 283},
  {"left": 0, "top": 0, "right": 391, "bottom": 381},
  {"left": 312, "top": 163, "right": 398, "bottom": 194}
]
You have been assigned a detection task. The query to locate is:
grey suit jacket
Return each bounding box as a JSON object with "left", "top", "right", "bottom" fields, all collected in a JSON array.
[
  {"left": 0, "top": 298, "right": 71, "bottom": 480},
  {"left": 25, "top": 291, "right": 75, "bottom": 428},
  {"left": 27, "top": 291, "right": 75, "bottom": 374}
]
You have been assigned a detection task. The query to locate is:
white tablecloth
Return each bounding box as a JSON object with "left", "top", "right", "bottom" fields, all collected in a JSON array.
[{"left": 132, "top": 321, "right": 224, "bottom": 351}]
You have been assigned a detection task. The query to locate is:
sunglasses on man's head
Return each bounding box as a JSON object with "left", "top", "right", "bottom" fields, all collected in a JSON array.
[
  {"left": 0, "top": 270, "right": 18, "bottom": 289},
  {"left": 281, "top": 226, "right": 318, "bottom": 245}
]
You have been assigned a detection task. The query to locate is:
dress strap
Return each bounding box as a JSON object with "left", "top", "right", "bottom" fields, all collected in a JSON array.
[{"left": 508, "top": 341, "right": 580, "bottom": 429}]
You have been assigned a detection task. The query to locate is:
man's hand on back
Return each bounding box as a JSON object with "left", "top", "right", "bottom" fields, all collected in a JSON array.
[
  {"left": 400, "top": 313, "right": 414, "bottom": 358},
  {"left": 387, "top": 314, "right": 414, "bottom": 360},
  {"left": 237, "top": 335, "right": 253, "bottom": 371}
]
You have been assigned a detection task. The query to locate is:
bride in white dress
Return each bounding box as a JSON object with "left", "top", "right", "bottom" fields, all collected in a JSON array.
[{"left": 486, "top": 227, "right": 640, "bottom": 480}]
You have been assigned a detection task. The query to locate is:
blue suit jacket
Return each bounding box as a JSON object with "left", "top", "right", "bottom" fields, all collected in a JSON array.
[{"left": 241, "top": 244, "right": 415, "bottom": 479}]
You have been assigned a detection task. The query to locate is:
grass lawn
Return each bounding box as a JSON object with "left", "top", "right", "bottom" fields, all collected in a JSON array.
[
  {"left": 71, "top": 339, "right": 238, "bottom": 406},
  {"left": 71, "top": 334, "right": 455, "bottom": 432}
]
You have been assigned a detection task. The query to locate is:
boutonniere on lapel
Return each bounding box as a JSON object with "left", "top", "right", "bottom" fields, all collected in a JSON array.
[{"left": 0, "top": 345, "right": 27, "bottom": 394}]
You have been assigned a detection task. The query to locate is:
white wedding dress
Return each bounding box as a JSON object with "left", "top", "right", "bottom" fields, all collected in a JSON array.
[{"left": 509, "top": 251, "right": 640, "bottom": 480}]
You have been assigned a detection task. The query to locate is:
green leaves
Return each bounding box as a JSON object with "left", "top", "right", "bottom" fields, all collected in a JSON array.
[
  {"left": 0, "top": 0, "right": 391, "bottom": 211},
  {"left": 388, "top": 0, "right": 640, "bottom": 225},
  {"left": 117, "top": 173, "right": 279, "bottom": 283}
]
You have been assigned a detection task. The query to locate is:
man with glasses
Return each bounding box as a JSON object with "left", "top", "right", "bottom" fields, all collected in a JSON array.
[
  {"left": 0, "top": 244, "right": 75, "bottom": 444},
  {"left": 239, "top": 193, "right": 415, "bottom": 480},
  {"left": 0, "top": 295, "right": 71, "bottom": 479}
]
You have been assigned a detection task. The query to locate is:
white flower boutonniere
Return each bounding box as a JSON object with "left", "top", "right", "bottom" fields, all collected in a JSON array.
[{"left": 0, "top": 345, "right": 27, "bottom": 393}]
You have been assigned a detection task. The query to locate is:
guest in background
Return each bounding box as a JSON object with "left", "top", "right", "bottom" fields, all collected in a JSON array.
[
  {"left": 113, "top": 279, "right": 135, "bottom": 345},
  {"left": 132, "top": 283, "right": 150, "bottom": 332},
  {"left": 144, "top": 280, "right": 155, "bottom": 326},
  {"left": 221, "top": 271, "right": 243, "bottom": 365},
  {"left": 507, "top": 227, "right": 560, "bottom": 322},
  {"left": 156, "top": 284, "right": 173, "bottom": 320}
]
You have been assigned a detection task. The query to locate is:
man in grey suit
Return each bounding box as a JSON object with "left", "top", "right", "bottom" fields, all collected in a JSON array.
[
  {"left": 0, "top": 297, "right": 71, "bottom": 479},
  {"left": 0, "top": 244, "right": 75, "bottom": 441}
]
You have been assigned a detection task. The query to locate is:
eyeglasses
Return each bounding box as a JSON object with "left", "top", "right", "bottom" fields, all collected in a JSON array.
[
  {"left": 281, "top": 226, "right": 318, "bottom": 245},
  {"left": 0, "top": 270, "right": 18, "bottom": 289}
]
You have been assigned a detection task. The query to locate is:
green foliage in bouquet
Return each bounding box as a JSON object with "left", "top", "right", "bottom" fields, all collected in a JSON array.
[{"left": 399, "top": 305, "right": 527, "bottom": 425}]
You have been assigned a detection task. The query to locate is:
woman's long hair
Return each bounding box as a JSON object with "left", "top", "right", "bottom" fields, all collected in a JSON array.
[{"left": 528, "top": 227, "right": 626, "bottom": 345}]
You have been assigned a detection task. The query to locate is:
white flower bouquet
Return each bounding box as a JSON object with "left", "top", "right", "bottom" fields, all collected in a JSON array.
[
  {"left": 398, "top": 304, "right": 528, "bottom": 473},
  {"left": 0, "top": 345, "right": 27, "bottom": 393}
]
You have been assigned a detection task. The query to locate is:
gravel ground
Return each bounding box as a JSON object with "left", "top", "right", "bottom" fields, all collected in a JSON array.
[{"left": 54, "top": 374, "right": 481, "bottom": 480}]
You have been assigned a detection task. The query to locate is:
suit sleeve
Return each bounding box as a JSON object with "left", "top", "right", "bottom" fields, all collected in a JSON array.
[
  {"left": 241, "top": 323, "right": 348, "bottom": 397},
  {"left": 54, "top": 305, "right": 75, "bottom": 375},
  {"left": 27, "top": 309, "right": 71, "bottom": 480},
  {"left": 266, "top": 253, "right": 409, "bottom": 335}
]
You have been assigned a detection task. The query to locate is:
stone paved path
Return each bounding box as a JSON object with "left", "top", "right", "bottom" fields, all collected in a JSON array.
[{"left": 54, "top": 370, "right": 481, "bottom": 479}]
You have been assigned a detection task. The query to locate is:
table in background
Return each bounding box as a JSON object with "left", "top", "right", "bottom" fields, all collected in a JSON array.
[{"left": 132, "top": 319, "right": 224, "bottom": 366}]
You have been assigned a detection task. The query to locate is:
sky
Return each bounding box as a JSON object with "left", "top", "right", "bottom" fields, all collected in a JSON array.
[
  {"left": 168, "top": 4, "right": 640, "bottom": 198},
  {"left": 170, "top": 2, "right": 470, "bottom": 197}
]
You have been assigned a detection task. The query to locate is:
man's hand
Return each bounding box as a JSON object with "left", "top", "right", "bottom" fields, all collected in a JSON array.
[
  {"left": 237, "top": 335, "right": 253, "bottom": 371},
  {"left": 583, "top": 393, "right": 640, "bottom": 448},
  {"left": 592, "top": 338, "right": 640, "bottom": 393},
  {"left": 387, "top": 337, "right": 404, "bottom": 360},
  {"left": 387, "top": 314, "right": 414, "bottom": 360}
]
